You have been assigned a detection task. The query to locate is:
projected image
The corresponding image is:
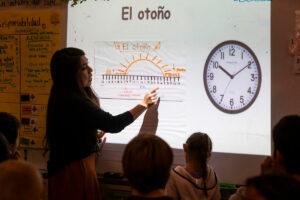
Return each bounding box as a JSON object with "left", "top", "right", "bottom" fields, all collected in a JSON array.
[
  {"left": 94, "top": 41, "right": 186, "bottom": 102},
  {"left": 67, "top": 0, "right": 271, "bottom": 155},
  {"left": 93, "top": 41, "right": 188, "bottom": 145}
]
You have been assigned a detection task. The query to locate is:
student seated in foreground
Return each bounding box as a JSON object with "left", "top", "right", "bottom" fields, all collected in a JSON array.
[
  {"left": 230, "top": 115, "right": 300, "bottom": 200},
  {"left": 245, "top": 173, "right": 300, "bottom": 200},
  {"left": 122, "top": 134, "right": 174, "bottom": 200},
  {"left": 0, "top": 112, "right": 22, "bottom": 160},
  {"left": 260, "top": 115, "right": 300, "bottom": 180},
  {"left": 0, "top": 160, "right": 43, "bottom": 200},
  {"left": 0, "top": 132, "right": 10, "bottom": 162},
  {"left": 166, "top": 132, "right": 220, "bottom": 200}
]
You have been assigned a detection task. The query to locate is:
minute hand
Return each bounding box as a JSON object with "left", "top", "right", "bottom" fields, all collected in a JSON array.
[
  {"left": 219, "top": 65, "right": 233, "bottom": 79},
  {"left": 233, "top": 63, "right": 250, "bottom": 78}
]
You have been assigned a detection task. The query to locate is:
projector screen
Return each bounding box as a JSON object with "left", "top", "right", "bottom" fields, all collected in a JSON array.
[{"left": 67, "top": 0, "right": 271, "bottom": 156}]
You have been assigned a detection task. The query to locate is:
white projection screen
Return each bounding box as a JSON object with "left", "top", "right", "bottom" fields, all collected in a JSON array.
[{"left": 67, "top": 0, "right": 271, "bottom": 183}]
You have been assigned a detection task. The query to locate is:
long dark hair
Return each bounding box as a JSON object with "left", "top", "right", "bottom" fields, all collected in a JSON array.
[
  {"left": 43, "top": 47, "right": 99, "bottom": 155},
  {"left": 186, "top": 132, "right": 212, "bottom": 196}
]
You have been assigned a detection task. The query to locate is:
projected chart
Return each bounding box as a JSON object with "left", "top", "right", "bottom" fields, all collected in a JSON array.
[
  {"left": 68, "top": 0, "right": 271, "bottom": 156},
  {"left": 94, "top": 41, "right": 187, "bottom": 102}
]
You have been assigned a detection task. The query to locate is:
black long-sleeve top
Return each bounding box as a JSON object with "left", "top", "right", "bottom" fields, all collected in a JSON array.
[{"left": 47, "top": 96, "right": 134, "bottom": 176}]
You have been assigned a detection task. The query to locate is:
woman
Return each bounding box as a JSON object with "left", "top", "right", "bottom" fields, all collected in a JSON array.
[{"left": 45, "top": 47, "right": 158, "bottom": 200}]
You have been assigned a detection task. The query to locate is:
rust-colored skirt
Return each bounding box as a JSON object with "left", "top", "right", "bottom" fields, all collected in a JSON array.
[{"left": 48, "top": 153, "right": 101, "bottom": 200}]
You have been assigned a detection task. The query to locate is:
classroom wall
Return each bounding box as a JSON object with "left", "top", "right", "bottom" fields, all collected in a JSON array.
[
  {"left": 0, "top": 0, "right": 67, "bottom": 169},
  {"left": 1, "top": 0, "right": 300, "bottom": 184},
  {"left": 271, "top": 0, "right": 300, "bottom": 125}
]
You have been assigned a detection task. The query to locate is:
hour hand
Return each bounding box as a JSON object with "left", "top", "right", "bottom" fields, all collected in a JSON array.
[{"left": 219, "top": 65, "right": 233, "bottom": 79}]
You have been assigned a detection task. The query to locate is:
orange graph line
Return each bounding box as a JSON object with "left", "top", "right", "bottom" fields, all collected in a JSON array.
[
  {"left": 124, "top": 58, "right": 164, "bottom": 75},
  {"left": 113, "top": 54, "right": 186, "bottom": 77},
  {"left": 120, "top": 63, "right": 127, "bottom": 69}
]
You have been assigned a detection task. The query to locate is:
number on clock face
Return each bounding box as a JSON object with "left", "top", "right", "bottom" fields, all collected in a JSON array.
[{"left": 204, "top": 40, "right": 261, "bottom": 114}]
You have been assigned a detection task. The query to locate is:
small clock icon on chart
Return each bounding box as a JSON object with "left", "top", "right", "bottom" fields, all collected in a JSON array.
[{"left": 203, "top": 40, "right": 262, "bottom": 114}]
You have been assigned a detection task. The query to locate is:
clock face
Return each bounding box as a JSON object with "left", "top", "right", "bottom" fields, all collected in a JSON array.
[{"left": 204, "top": 40, "right": 261, "bottom": 114}]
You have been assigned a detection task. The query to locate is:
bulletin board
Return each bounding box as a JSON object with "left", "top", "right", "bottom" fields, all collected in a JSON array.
[{"left": 0, "top": 9, "right": 61, "bottom": 149}]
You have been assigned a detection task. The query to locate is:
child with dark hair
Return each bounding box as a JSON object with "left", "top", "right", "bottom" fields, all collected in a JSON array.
[
  {"left": 0, "top": 132, "right": 10, "bottom": 162},
  {"left": 0, "top": 112, "right": 21, "bottom": 160},
  {"left": 230, "top": 115, "right": 300, "bottom": 200},
  {"left": 122, "top": 134, "right": 174, "bottom": 200},
  {"left": 166, "top": 132, "right": 220, "bottom": 200},
  {"left": 245, "top": 173, "right": 300, "bottom": 200},
  {"left": 261, "top": 115, "right": 300, "bottom": 180}
]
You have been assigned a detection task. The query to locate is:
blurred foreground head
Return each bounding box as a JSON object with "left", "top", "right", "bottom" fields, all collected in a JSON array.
[
  {"left": 272, "top": 115, "right": 300, "bottom": 175},
  {"left": 0, "top": 160, "right": 43, "bottom": 200},
  {"left": 246, "top": 173, "right": 300, "bottom": 200},
  {"left": 122, "top": 134, "right": 173, "bottom": 194}
]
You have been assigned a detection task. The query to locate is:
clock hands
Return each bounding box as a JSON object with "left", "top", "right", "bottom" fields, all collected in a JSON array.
[
  {"left": 218, "top": 65, "right": 234, "bottom": 79},
  {"left": 217, "top": 62, "right": 250, "bottom": 104},
  {"left": 219, "top": 79, "right": 232, "bottom": 104},
  {"left": 232, "top": 62, "right": 251, "bottom": 78},
  {"left": 218, "top": 62, "right": 251, "bottom": 80}
]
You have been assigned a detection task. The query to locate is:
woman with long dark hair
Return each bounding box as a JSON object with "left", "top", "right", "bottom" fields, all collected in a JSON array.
[
  {"left": 45, "top": 47, "right": 158, "bottom": 200},
  {"left": 166, "top": 132, "right": 220, "bottom": 200}
]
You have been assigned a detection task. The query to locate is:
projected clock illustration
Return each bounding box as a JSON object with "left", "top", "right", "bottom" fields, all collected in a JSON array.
[{"left": 204, "top": 40, "right": 261, "bottom": 114}]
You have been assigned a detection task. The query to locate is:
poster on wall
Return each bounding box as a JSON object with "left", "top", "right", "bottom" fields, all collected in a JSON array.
[{"left": 0, "top": 10, "right": 61, "bottom": 149}]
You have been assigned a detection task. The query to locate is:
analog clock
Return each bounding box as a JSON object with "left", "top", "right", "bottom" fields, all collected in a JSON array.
[{"left": 204, "top": 40, "right": 261, "bottom": 114}]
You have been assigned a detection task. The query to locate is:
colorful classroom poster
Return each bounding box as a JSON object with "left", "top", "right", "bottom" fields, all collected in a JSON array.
[{"left": 0, "top": 10, "right": 61, "bottom": 148}]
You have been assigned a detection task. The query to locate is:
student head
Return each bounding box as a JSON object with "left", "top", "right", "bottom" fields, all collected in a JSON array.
[
  {"left": 122, "top": 134, "right": 173, "bottom": 194},
  {"left": 0, "top": 112, "right": 20, "bottom": 158},
  {"left": 245, "top": 173, "right": 300, "bottom": 200},
  {"left": 0, "top": 160, "right": 43, "bottom": 200},
  {"left": 184, "top": 132, "right": 212, "bottom": 164},
  {"left": 272, "top": 115, "right": 300, "bottom": 175},
  {"left": 0, "top": 132, "right": 10, "bottom": 162},
  {"left": 184, "top": 132, "right": 212, "bottom": 195}
]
